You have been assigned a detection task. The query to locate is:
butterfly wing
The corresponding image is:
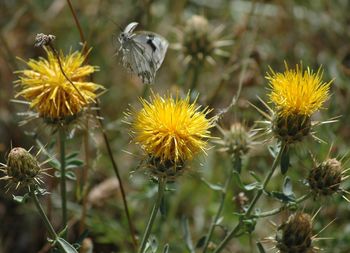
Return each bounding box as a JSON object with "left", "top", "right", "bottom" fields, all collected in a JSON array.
[
  {"left": 133, "top": 32, "right": 169, "bottom": 71},
  {"left": 118, "top": 23, "right": 168, "bottom": 84},
  {"left": 121, "top": 39, "right": 156, "bottom": 84}
]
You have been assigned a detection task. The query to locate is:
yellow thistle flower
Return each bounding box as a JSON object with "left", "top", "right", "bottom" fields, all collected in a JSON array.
[
  {"left": 254, "top": 63, "right": 333, "bottom": 144},
  {"left": 267, "top": 63, "right": 332, "bottom": 118},
  {"left": 15, "top": 47, "right": 103, "bottom": 124},
  {"left": 131, "top": 93, "right": 215, "bottom": 165}
]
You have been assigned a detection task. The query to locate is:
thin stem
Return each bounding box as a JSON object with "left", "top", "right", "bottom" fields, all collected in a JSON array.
[
  {"left": 254, "top": 191, "right": 313, "bottom": 218},
  {"left": 63, "top": 1, "right": 138, "bottom": 247},
  {"left": 202, "top": 155, "right": 239, "bottom": 253},
  {"left": 66, "top": 0, "right": 86, "bottom": 45},
  {"left": 79, "top": 122, "right": 90, "bottom": 234},
  {"left": 30, "top": 189, "right": 57, "bottom": 239},
  {"left": 138, "top": 178, "right": 166, "bottom": 253},
  {"left": 96, "top": 101, "right": 138, "bottom": 248},
  {"left": 189, "top": 62, "right": 202, "bottom": 99},
  {"left": 142, "top": 84, "right": 150, "bottom": 98},
  {"left": 47, "top": 43, "right": 87, "bottom": 104},
  {"left": 59, "top": 127, "right": 67, "bottom": 233},
  {"left": 245, "top": 144, "right": 286, "bottom": 216},
  {"left": 213, "top": 144, "right": 286, "bottom": 253}
]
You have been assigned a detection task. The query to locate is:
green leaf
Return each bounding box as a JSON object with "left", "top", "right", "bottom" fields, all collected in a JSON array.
[
  {"left": 242, "top": 218, "right": 256, "bottom": 233},
  {"left": 54, "top": 171, "right": 61, "bottom": 178},
  {"left": 49, "top": 160, "right": 61, "bottom": 170},
  {"left": 269, "top": 191, "right": 295, "bottom": 203},
  {"left": 65, "top": 171, "right": 77, "bottom": 180},
  {"left": 233, "top": 172, "right": 260, "bottom": 191},
  {"left": 181, "top": 217, "right": 195, "bottom": 253},
  {"left": 268, "top": 145, "right": 278, "bottom": 158},
  {"left": 249, "top": 171, "right": 261, "bottom": 182},
  {"left": 145, "top": 236, "right": 158, "bottom": 253},
  {"left": 201, "top": 178, "right": 223, "bottom": 192},
  {"left": 66, "top": 159, "right": 84, "bottom": 168},
  {"left": 162, "top": 244, "right": 169, "bottom": 253},
  {"left": 195, "top": 236, "right": 207, "bottom": 249},
  {"left": 65, "top": 152, "right": 79, "bottom": 161},
  {"left": 280, "top": 147, "right": 290, "bottom": 175},
  {"left": 256, "top": 242, "right": 266, "bottom": 253},
  {"left": 282, "top": 176, "right": 293, "bottom": 196},
  {"left": 56, "top": 238, "right": 78, "bottom": 253},
  {"left": 13, "top": 193, "right": 29, "bottom": 203}
]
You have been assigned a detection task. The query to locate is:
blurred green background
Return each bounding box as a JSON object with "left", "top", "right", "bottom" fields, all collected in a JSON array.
[{"left": 1, "top": 0, "right": 350, "bottom": 252}]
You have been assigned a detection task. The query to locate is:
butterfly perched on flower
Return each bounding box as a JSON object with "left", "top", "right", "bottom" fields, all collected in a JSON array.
[{"left": 118, "top": 22, "right": 169, "bottom": 84}]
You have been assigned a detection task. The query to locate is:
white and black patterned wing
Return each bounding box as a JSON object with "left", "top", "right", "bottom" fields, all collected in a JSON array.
[
  {"left": 121, "top": 39, "right": 156, "bottom": 84},
  {"left": 133, "top": 32, "right": 169, "bottom": 71},
  {"left": 118, "top": 22, "right": 168, "bottom": 84}
]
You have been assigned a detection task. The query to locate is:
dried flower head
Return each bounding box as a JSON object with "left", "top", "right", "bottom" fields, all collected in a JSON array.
[
  {"left": 34, "top": 33, "right": 56, "bottom": 47},
  {"left": 308, "top": 158, "right": 343, "bottom": 196},
  {"left": 14, "top": 47, "right": 104, "bottom": 125},
  {"left": 275, "top": 212, "right": 315, "bottom": 253},
  {"left": 173, "top": 15, "right": 232, "bottom": 66},
  {"left": 307, "top": 148, "right": 350, "bottom": 199},
  {"left": 255, "top": 63, "right": 333, "bottom": 144},
  {"left": 129, "top": 92, "right": 215, "bottom": 180},
  {"left": 0, "top": 147, "right": 46, "bottom": 191},
  {"left": 216, "top": 123, "right": 257, "bottom": 157}
]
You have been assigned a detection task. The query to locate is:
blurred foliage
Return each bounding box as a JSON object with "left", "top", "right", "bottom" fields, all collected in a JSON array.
[{"left": 1, "top": 0, "right": 350, "bottom": 252}]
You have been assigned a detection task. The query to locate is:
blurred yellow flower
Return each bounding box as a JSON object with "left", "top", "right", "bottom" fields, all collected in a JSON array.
[
  {"left": 267, "top": 63, "right": 332, "bottom": 117},
  {"left": 15, "top": 48, "right": 103, "bottom": 123},
  {"left": 131, "top": 93, "right": 215, "bottom": 164}
]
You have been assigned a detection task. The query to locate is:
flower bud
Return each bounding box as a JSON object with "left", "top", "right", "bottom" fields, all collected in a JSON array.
[
  {"left": 224, "top": 123, "right": 251, "bottom": 156},
  {"left": 7, "top": 148, "right": 40, "bottom": 183},
  {"left": 308, "top": 158, "right": 342, "bottom": 196},
  {"left": 1, "top": 147, "right": 42, "bottom": 190},
  {"left": 276, "top": 212, "right": 313, "bottom": 253}
]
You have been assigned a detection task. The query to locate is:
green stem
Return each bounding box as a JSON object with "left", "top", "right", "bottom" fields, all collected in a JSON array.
[
  {"left": 202, "top": 155, "right": 239, "bottom": 253},
  {"left": 59, "top": 127, "right": 67, "bottom": 233},
  {"left": 142, "top": 84, "right": 150, "bottom": 98},
  {"left": 253, "top": 191, "right": 312, "bottom": 218},
  {"left": 138, "top": 178, "right": 166, "bottom": 253},
  {"left": 213, "top": 144, "right": 286, "bottom": 253},
  {"left": 30, "top": 189, "right": 57, "bottom": 239},
  {"left": 189, "top": 63, "right": 202, "bottom": 98}
]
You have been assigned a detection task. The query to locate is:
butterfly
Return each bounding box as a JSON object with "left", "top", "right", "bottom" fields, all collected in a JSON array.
[{"left": 118, "top": 22, "right": 169, "bottom": 84}]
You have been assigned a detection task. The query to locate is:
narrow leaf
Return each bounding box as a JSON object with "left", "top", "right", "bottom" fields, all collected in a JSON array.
[
  {"left": 56, "top": 238, "right": 78, "bottom": 253},
  {"left": 280, "top": 147, "right": 290, "bottom": 175},
  {"left": 201, "top": 178, "right": 223, "bottom": 192},
  {"left": 256, "top": 242, "right": 266, "bottom": 253}
]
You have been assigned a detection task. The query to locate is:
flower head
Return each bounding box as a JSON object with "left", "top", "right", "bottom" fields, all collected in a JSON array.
[
  {"left": 216, "top": 123, "right": 258, "bottom": 157},
  {"left": 267, "top": 63, "right": 331, "bottom": 118},
  {"left": 15, "top": 47, "right": 103, "bottom": 125},
  {"left": 307, "top": 148, "right": 350, "bottom": 199},
  {"left": 0, "top": 147, "right": 46, "bottom": 191},
  {"left": 256, "top": 63, "right": 333, "bottom": 144},
  {"left": 131, "top": 92, "right": 215, "bottom": 165},
  {"left": 276, "top": 212, "right": 315, "bottom": 253},
  {"left": 173, "top": 15, "right": 232, "bottom": 66}
]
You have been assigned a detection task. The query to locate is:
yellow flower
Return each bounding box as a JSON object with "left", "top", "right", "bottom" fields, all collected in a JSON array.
[
  {"left": 267, "top": 63, "right": 332, "bottom": 118},
  {"left": 15, "top": 47, "right": 103, "bottom": 123},
  {"left": 131, "top": 93, "right": 215, "bottom": 164}
]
